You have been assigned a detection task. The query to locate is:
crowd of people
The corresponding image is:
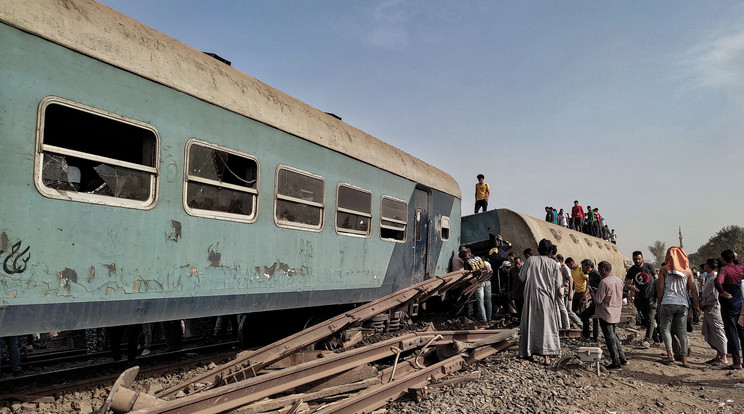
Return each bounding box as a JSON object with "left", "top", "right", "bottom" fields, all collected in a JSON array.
[
  {"left": 544, "top": 201, "right": 616, "bottom": 244},
  {"left": 472, "top": 174, "right": 616, "bottom": 244},
  {"left": 452, "top": 235, "right": 744, "bottom": 371},
  {"left": 623, "top": 248, "right": 744, "bottom": 369}
]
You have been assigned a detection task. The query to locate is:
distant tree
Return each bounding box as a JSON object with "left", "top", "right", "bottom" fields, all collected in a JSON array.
[
  {"left": 689, "top": 226, "right": 744, "bottom": 266},
  {"left": 648, "top": 240, "right": 666, "bottom": 267}
]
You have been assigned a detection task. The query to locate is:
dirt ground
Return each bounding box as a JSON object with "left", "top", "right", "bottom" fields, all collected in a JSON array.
[{"left": 563, "top": 319, "right": 744, "bottom": 413}]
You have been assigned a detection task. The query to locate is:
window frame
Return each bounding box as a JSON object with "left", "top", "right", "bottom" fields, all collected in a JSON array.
[
  {"left": 441, "top": 216, "right": 451, "bottom": 241},
  {"left": 183, "top": 139, "right": 259, "bottom": 223},
  {"left": 380, "top": 195, "right": 408, "bottom": 243},
  {"left": 273, "top": 165, "right": 325, "bottom": 232},
  {"left": 335, "top": 183, "right": 372, "bottom": 238},
  {"left": 34, "top": 96, "right": 159, "bottom": 210}
]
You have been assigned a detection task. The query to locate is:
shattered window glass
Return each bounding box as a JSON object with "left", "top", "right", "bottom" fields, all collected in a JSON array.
[
  {"left": 185, "top": 142, "right": 258, "bottom": 220},
  {"left": 381, "top": 197, "right": 407, "bottom": 241},
  {"left": 37, "top": 99, "right": 158, "bottom": 207},
  {"left": 275, "top": 167, "right": 324, "bottom": 230},
  {"left": 336, "top": 185, "right": 371, "bottom": 236},
  {"left": 41, "top": 154, "right": 78, "bottom": 191},
  {"left": 188, "top": 145, "right": 257, "bottom": 189},
  {"left": 92, "top": 164, "right": 151, "bottom": 200}
]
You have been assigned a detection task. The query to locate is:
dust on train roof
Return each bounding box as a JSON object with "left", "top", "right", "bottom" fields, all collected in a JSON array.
[{"left": 0, "top": 0, "right": 461, "bottom": 199}]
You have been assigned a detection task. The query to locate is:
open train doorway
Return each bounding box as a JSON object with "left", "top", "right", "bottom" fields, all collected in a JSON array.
[{"left": 412, "top": 187, "right": 430, "bottom": 284}]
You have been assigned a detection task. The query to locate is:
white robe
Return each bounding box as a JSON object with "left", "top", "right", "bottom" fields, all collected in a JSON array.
[
  {"left": 701, "top": 272, "right": 727, "bottom": 354},
  {"left": 519, "top": 255, "right": 562, "bottom": 357}
]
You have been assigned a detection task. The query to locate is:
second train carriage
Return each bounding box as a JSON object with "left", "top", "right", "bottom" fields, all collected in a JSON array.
[
  {"left": 0, "top": 0, "right": 462, "bottom": 336},
  {"left": 461, "top": 209, "right": 628, "bottom": 273}
]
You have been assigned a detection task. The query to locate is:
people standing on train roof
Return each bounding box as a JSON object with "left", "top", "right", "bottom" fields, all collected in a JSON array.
[
  {"left": 584, "top": 206, "right": 593, "bottom": 235},
  {"left": 610, "top": 229, "right": 617, "bottom": 244},
  {"left": 474, "top": 174, "right": 490, "bottom": 214},
  {"left": 602, "top": 224, "right": 611, "bottom": 241},
  {"left": 714, "top": 249, "right": 744, "bottom": 369},
  {"left": 570, "top": 200, "right": 585, "bottom": 231},
  {"left": 519, "top": 239, "right": 562, "bottom": 365},
  {"left": 595, "top": 261, "right": 628, "bottom": 370},
  {"left": 624, "top": 251, "right": 657, "bottom": 348},
  {"left": 544, "top": 206, "right": 554, "bottom": 223},
  {"left": 657, "top": 246, "right": 700, "bottom": 368},
  {"left": 700, "top": 258, "right": 728, "bottom": 366},
  {"left": 558, "top": 208, "right": 568, "bottom": 227},
  {"left": 593, "top": 208, "right": 602, "bottom": 238},
  {"left": 579, "top": 259, "right": 602, "bottom": 342}
]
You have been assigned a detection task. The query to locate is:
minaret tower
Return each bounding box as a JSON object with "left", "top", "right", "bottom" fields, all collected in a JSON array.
[{"left": 679, "top": 226, "right": 683, "bottom": 249}]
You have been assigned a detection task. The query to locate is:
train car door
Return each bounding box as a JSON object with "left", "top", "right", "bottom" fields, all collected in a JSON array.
[{"left": 412, "top": 188, "right": 430, "bottom": 283}]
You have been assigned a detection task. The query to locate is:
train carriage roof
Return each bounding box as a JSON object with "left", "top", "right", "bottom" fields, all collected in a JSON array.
[{"left": 0, "top": 0, "right": 461, "bottom": 199}]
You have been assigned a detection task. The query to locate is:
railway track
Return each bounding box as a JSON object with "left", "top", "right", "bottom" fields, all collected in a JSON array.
[
  {"left": 95, "top": 269, "right": 514, "bottom": 414},
  {"left": 0, "top": 341, "right": 240, "bottom": 395},
  {"left": 1, "top": 269, "right": 530, "bottom": 413}
]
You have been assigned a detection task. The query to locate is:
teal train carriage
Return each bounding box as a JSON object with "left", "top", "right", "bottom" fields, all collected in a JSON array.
[{"left": 0, "top": 0, "right": 462, "bottom": 336}]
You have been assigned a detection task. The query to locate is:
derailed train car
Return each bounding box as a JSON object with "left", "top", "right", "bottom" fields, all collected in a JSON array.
[
  {"left": 0, "top": 0, "right": 462, "bottom": 336},
  {"left": 461, "top": 209, "right": 628, "bottom": 272}
]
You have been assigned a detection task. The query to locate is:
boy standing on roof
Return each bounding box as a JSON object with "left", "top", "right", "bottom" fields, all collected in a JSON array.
[{"left": 474, "top": 174, "right": 490, "bottom": 214}]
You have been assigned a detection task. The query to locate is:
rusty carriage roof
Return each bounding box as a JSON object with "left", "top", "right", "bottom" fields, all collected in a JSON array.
[{"left": 0, "top": 0, "right": 461, "bottom": 199}]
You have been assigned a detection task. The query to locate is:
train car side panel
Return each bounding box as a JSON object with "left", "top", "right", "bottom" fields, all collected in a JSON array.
[{"left": 0, "top": 20, "right": 462, "bottom": 335}]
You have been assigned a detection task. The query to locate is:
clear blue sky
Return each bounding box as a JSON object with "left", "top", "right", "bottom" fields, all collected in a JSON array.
[{"left": 100, "top": 0, "right": 744, "bottom": 261}]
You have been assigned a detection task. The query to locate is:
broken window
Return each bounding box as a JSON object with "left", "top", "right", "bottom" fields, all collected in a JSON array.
[
  {"left": 36, "top": 97, "right": 158, "bottom": 208},
  {"left": 336, "top": 184, "right": 371, "bottom": 237},
  {"left": 380, "top": 196, "right": 407, "bottom": 242},
  {"left": 185, "top": 140, "right": 258, "bottom": 222},
  {"left": 275, "top": 167, "right": 324, "bottom": 230}
]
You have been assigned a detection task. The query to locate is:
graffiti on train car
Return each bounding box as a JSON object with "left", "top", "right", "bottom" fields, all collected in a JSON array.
[{"left": 1, "top": 234, "right": 31, "bottom": 275}]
